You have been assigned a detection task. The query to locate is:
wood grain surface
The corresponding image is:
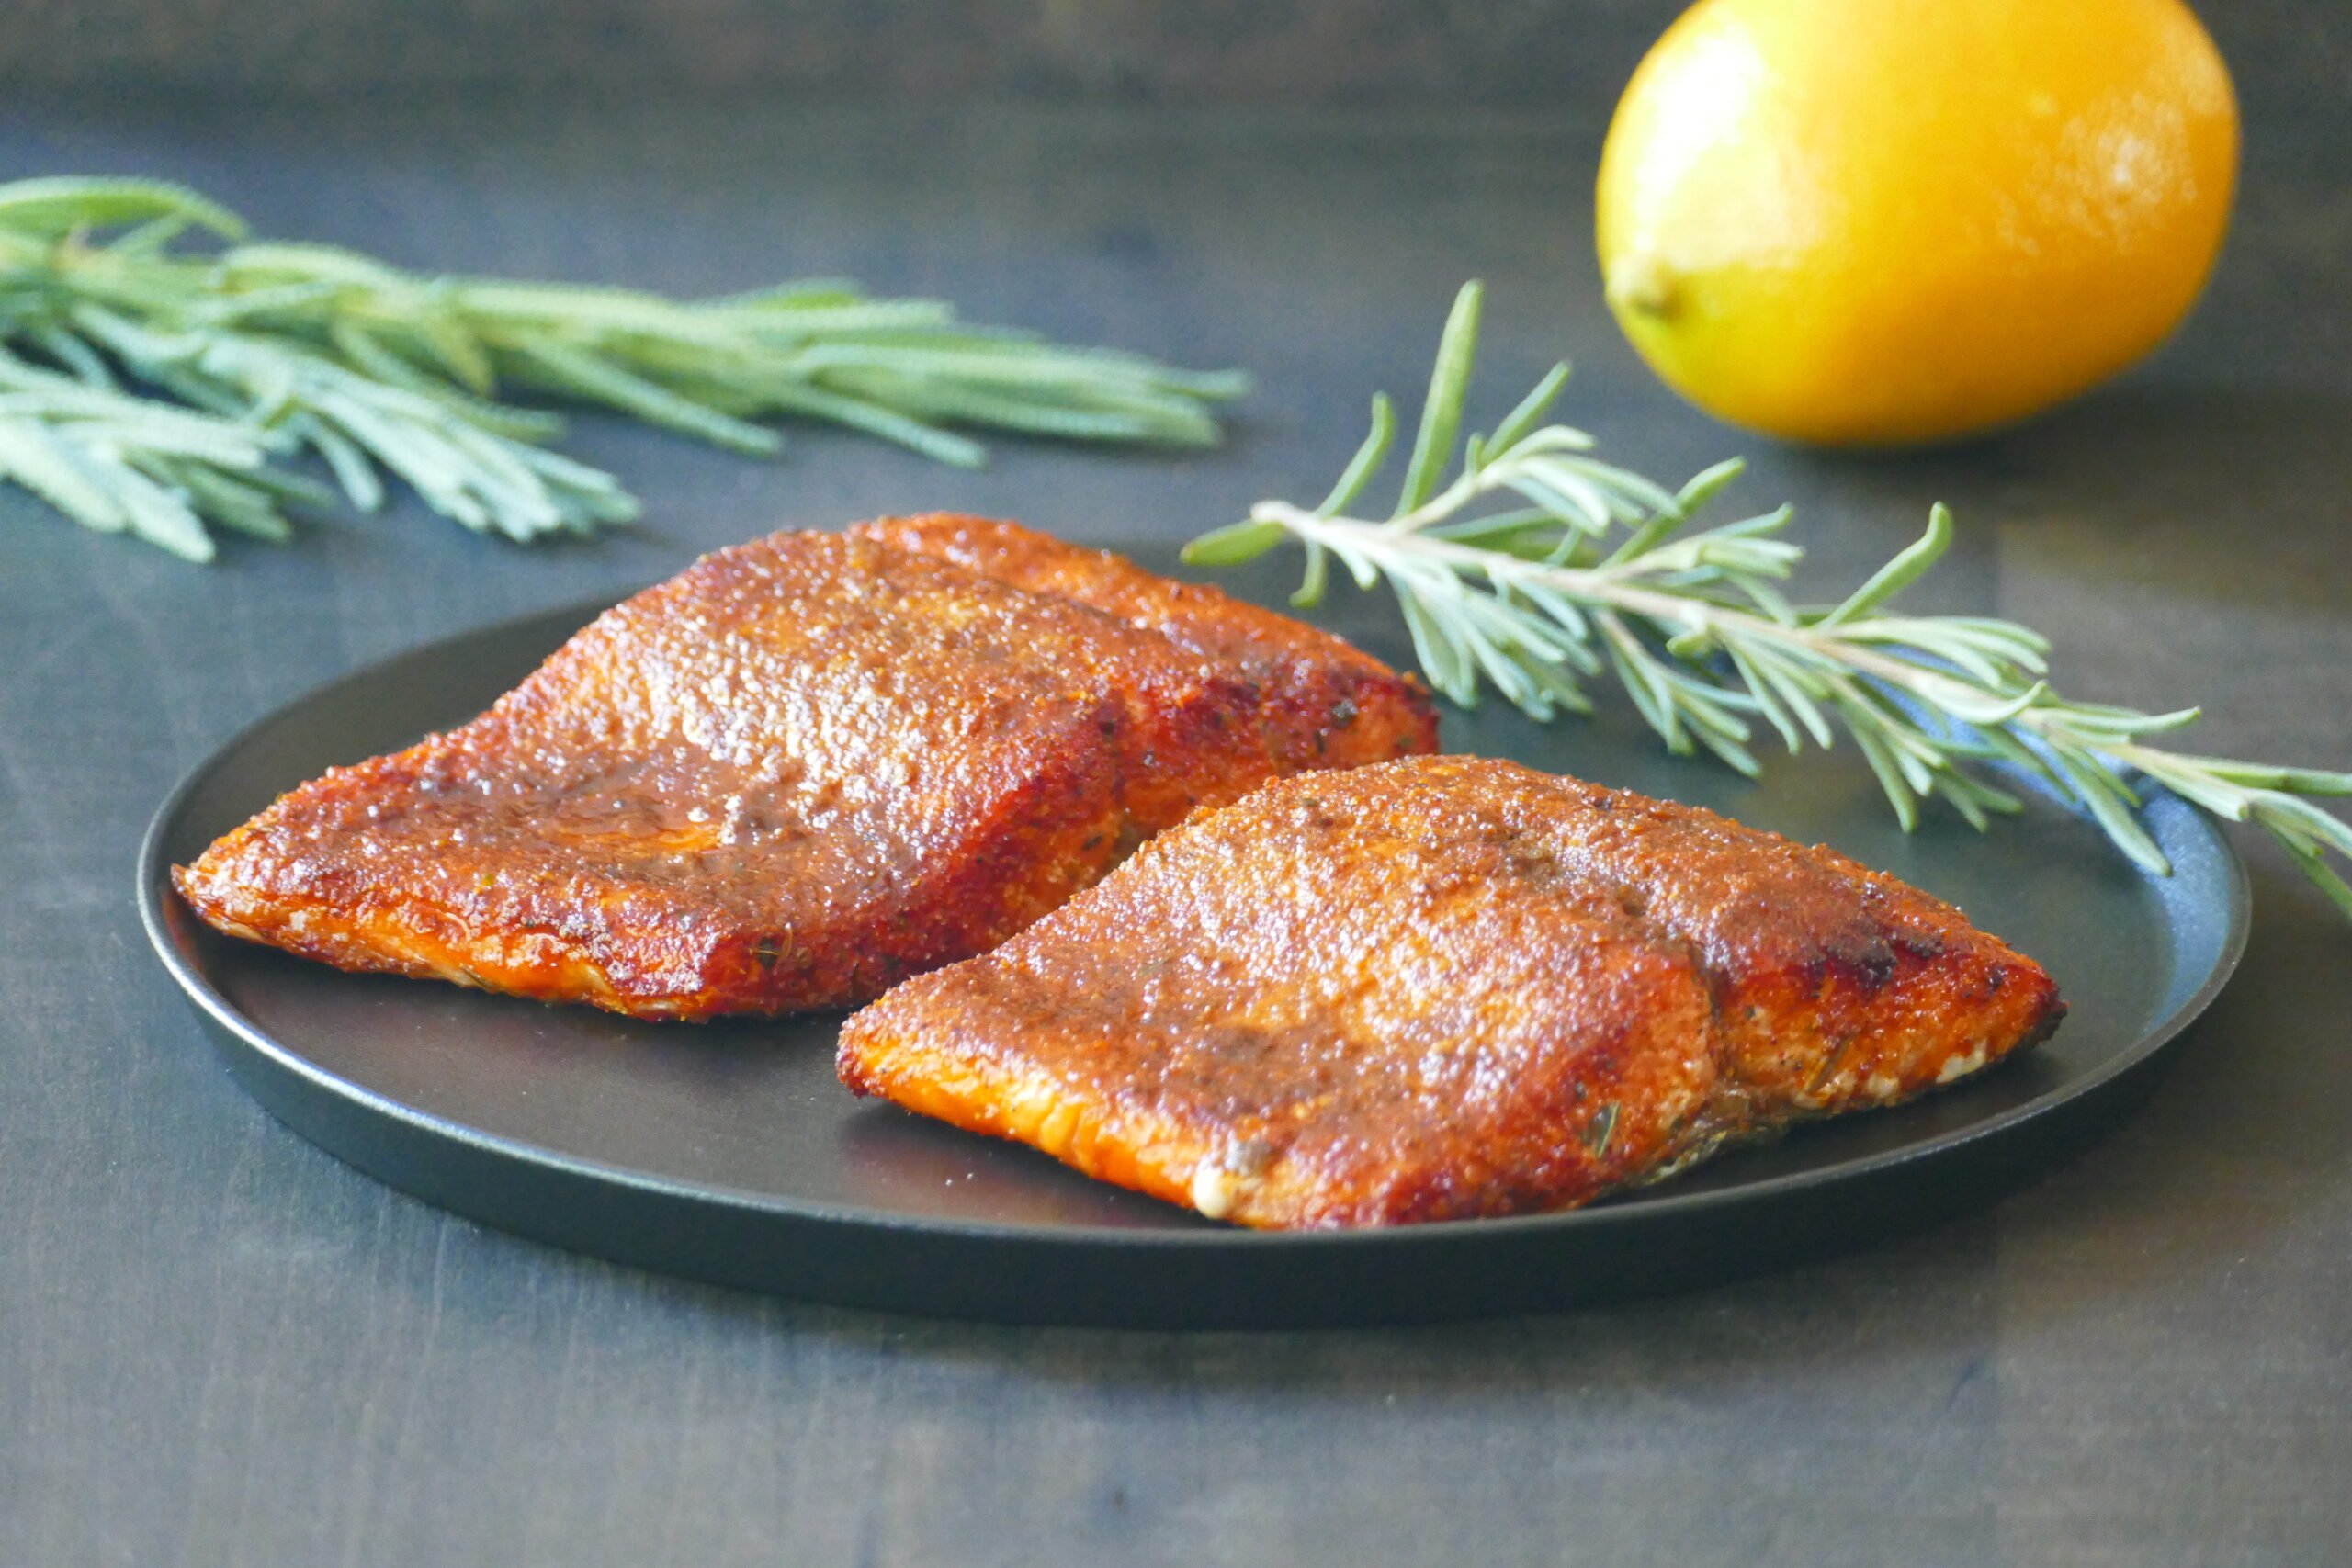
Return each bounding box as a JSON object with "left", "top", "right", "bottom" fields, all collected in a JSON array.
[{"left": 2, "top": 24, "right": 2349, "bottom": 1563}]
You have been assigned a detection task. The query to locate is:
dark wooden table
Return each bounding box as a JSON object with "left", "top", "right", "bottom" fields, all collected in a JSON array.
[{"left": 5, "top": 52, "right": 2349, "bottom": 1568}]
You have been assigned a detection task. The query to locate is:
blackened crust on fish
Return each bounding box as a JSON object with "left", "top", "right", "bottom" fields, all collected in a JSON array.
[
  {"left": 839, "top": 755, "right": 2065, "bottom": 1228},
  {"left": 174, "top": 524, "right": 1438, "bottom": 1020}
]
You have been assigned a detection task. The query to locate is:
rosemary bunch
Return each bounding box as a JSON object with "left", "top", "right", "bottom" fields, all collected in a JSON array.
[
  {"left": 1186, "top": 282, "right": 2352, "bottom": 913},
  {"left": 0, "top": 177, "right": 1246, "bottom": 560}
]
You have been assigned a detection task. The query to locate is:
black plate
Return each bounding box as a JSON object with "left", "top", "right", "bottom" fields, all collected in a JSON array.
[{"left": 138, "top": 544, "right": 2248, "bottom": 1327}]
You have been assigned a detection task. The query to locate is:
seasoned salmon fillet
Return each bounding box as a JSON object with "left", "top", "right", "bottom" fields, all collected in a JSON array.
[
  {"left": 174, "top": 525, "right": 1436, "bottom": 1020},
  {"left": 853, "top": 514, "right": 1436, "bottom": 772},
  {"left": 838, "top": 756, "right": 2065, "bottom": 1227}
]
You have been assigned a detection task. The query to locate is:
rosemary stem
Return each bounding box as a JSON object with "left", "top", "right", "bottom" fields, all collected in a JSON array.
[
  {"left": 0, "top": 175, "right": 1249, "bottom": 556},
  {"left": 1205, "top": 283, "right": 2351, "bottom": 912},
  {"left": 1258, "top": 500, "right": 2241, "bottom": 809}
]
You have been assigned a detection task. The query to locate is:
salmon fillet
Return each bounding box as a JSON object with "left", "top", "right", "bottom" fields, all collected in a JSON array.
[
  {"left": 853, "top": 514, "right": 1435, "bottom": 772},
  {"left": 838, "top": 755, "right": 2066, "bottom": 1227},
  {"left": 174, "top": 525, "right": 1437, "bottom": 1020}
]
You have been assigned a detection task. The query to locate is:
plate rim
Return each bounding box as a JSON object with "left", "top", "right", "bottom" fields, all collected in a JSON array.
[{"left": 137, "top": 586, "right": 2253, "bottom": 1260}]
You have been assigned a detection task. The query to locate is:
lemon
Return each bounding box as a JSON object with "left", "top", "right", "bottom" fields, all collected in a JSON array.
[{"left": 1595, "top": 0, "right": 2239, "bottom": 446}]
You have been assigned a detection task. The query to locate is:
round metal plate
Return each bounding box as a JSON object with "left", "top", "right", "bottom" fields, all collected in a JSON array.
[{"left": 138, "top": 544, "right": 2249, "bottom": 1326}]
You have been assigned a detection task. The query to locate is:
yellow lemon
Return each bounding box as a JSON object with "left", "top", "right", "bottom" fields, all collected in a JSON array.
[{"left": 1595, "top": 0, "right": 2239, "bottom": 446}]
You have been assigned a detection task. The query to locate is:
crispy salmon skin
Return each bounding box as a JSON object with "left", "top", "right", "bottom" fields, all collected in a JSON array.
[
  {"left": 838, "top": 756, "right": 2065, "bottom": 1227},
  {"left": 174, "top": 524, "right": 1436, "bottom": 1020}
]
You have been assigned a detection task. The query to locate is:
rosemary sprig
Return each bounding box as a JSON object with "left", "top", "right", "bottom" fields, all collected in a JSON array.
[
  {"left": 0, "top": 176, "right": 1246, "bottom": 560},
  {"left": 0, "top": 345, "right": 331, "bottom": 557},
  {"left": 1186, "top": 282, "right": 2352, "bottom": 914}
]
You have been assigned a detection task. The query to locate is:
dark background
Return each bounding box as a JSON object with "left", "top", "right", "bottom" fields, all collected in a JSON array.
[
  {"left": 0, "top": 0, "right": 2344, "bottom": 114},
  {"left": 4, "top": 4, "right": 2349, "bottom": 1565}
]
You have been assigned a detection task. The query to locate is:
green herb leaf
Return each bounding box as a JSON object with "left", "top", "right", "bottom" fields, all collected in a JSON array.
[
  {"left": 1190, "top": 283, "right": 2352, "bottom": 921},
  {"left": 0, "top": 175, "right": 1245, "bottom": 558},
  {"left": 1394, "top": 282, "right": 1483, "bottom": 518}
]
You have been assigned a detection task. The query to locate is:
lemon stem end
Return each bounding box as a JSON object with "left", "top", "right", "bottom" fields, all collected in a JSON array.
[{"left": 1606, "top": 253, "right": 1680, "bottom": 320}]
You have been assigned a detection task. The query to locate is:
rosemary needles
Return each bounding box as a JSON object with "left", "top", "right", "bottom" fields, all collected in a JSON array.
[
  {"left": 0, "top": 176, "right": 1247, "bottom": 560},
  {"left": 1185, "top": 281, "right": 2352, "bottom": 914}
]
